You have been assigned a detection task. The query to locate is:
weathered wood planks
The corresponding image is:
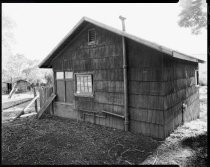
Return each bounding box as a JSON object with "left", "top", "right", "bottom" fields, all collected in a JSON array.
[
  {"left": 47, "top": 22, "right": 200, "bottom": 140},
  {"left": 37, "top": 94, "right": 56, "bottom": 119}
]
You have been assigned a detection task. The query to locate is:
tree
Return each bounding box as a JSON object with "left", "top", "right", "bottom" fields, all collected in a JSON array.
[
  {"left": 5, "top": 54, "right": 30, "bottom": 79},
  {"left": 44, "top": 71, "right": 53, "bottom": 86},
  {"left": 178, "top": 0, "right": 207, "bottom": 34},
  {"left": 22, "top": 62, "right": 53, "bottom": 86},
  {"left": 2, "top": 12, "right": 16, "bottom": 68},
  {"left": 4, "top": 51, "right": 52, "bottom": 86},
  {"left": 2, "top": 12, "right": 16, "bottom": 49},
  {"left": 2, "top": 68, "right": 11, "bottom": 82}
]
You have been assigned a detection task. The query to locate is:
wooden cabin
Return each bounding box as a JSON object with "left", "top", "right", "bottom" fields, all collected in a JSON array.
[
  {"left": 14, "top": 79, "right": 31, "bottom": 93},
  {"left": 39, "top": 17, "right": 204, "bottom": 139},
  {"left": 2, "top": 78, "right": 31, "bottom": 95},
  {"left": 2, "top": 82, "right": 12, "bottom": 94}
]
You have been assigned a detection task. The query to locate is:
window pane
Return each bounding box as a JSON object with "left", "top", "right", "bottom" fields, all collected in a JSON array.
[
  {"left": 65, "top": 72, "right": 73, "bottom": 79},
  {"left": 81, "top": 85, "right": 85, "bottom": 92},
  {"left": 80, "top": 76, "right": 83, "bottom": 92},
  {"left": 89, "top": 87, "right": 92, "bottom": 93},
  {"left": 56, "top": 72, "right": 64, "bottom": 79},
  {"left": 84, "top": 76, "right": 87, "bottom": 84},
  {"left": 84, "top": 86, "right": 88, "bottom": 92},
  {"left": 77, "top": 86, "right": 81, "bottom": 93},
  {"left": 87, "top": 80, "right": 92, "bottom": 86},
  {"left": 77, "top": 76, "right": 81, "bottom": 93}
]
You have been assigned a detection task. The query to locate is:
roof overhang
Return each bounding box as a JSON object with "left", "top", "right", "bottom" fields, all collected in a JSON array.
[{"left": 39, "top": 17, "right": 205, "bottom": 68}]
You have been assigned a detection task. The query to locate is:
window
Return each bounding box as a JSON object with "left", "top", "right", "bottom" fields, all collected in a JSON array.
[
  {"left": 65, "top": 72, "right": 73, "bottom": 79},
  {"left": 88, "top": 29, "right": 96, "bottom": 44},
  {"left": 195, "top": 70, "right": 199, "bottom": 85},
  {"left": 75, "top": 74, "right": 93, "bottom": 96},
  {"left": 56, "top": 72, "right": 64, "bottom": 80}
]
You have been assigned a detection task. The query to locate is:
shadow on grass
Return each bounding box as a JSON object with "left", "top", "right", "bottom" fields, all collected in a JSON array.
[{"left": 181, "top": 132, "right": 207, "bottom": 167}]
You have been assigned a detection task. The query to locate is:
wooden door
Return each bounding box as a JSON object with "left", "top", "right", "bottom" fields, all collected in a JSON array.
[{"left": 65, "top": 72, "right": 74, "bottom": 104}]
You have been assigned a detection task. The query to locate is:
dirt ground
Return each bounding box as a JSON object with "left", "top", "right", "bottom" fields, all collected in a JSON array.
[
  {"left": 2, "top": 92, "right": 34, "bottom": 103},
  {"left": 2, "top": 116, "right": 161, "bottom": 165},
  {"left": 2, "top": 91, "right": 40, "bottom": 123},
  {"left": 1, "top": 86, "right": 207, "bottom": 165}
]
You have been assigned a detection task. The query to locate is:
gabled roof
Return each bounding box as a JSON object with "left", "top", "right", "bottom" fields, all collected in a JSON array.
[
  {"left": 2, "top": 77, "right": 28, "bottom": 84},
  {"left": 39, "top": 16, "right": 205, "bottom": 68}
]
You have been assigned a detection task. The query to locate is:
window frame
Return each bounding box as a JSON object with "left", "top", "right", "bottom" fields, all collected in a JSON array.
[
  {"left": 88, "top": 29, "right": 96, "bottom": 45},
  {"left": 74, "top": 72, "right": 94, "bottom": 97}
]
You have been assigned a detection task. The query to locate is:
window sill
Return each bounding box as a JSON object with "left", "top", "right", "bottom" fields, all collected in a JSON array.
[
  {"left": 55, "top": 101, "right": 74, "bottom": 106},
  {"left": 88, "top": 42, "right": 96, "bottom": 45},
  {"left": 74, "top": 93, "right": 94, "bottom": 98}
]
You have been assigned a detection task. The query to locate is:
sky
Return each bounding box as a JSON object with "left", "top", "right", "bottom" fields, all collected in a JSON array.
[{"left": 2, "top": 3, "right": 207, "bottom": 67}]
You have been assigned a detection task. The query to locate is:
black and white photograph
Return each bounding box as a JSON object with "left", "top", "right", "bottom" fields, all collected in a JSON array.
[{"left": 2, "top": 2, "right": 207, "bottom": 166}]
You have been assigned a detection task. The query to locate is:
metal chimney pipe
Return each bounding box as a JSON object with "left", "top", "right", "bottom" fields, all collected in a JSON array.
[
  {"left": 119, "top": 15, "right": 126, "bottom": 31},
  {"left": 119, "top": 16, "right": 129, "bottom": 131}
]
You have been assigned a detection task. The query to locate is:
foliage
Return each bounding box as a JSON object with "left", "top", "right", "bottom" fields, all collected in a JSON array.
[
  {"left": 22, "top": 65, "right": 53, "bottom": 86},
  {"left": 2, "top": 12, "right": 16, "bottom": 68},
  {"left": 2, "top": 12, "right": 16, "bottom": 49},
  {"left": 2, "top": 69, "right": 11, "bottom": 82},
  {"left": 3, "top": 53, "right": 53, "bottom": 86},
  {"left": 44, "top": 72, "right": 54, "bottom": 86},
  {"left": 178, "top": 0, "right": 207, "bottom": 34},
  {"left": 5, "top": 54, "right": 29, "bottom": 79}
]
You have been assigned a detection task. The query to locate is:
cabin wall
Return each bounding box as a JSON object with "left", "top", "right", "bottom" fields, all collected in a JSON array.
[
  {"left": 16, "top": 81, "right": 30, "bottom": 93},
  {"left": 2, "top": 83, "right": 8, "bottom": 94},
  {"left": 162, "top": 56, "right": 200, "bottom": 137},
  {"left": 48, "top": 23, "right": 200, "bottom": 140},
  {"left": 51, "top": 24, "right": 124, "bottom": 130},
  {"left": 126, "top": 39, "right": 165, "bottom": 139}
]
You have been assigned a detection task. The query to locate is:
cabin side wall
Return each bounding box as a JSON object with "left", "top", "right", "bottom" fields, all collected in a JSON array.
[
  {"left": 162, "top": 56, "right": 200, "bottom": 137},
  {"left": 51, "top": 24, "right": 125, "bottom": 130},
  {"left": 127, "top": 39, "right": 165, "bottom": 139}
]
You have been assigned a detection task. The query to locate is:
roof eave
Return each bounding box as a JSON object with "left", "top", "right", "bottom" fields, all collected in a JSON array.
[
  {"left": 172, "top": 51, "right": 205, "bottom": 63},
  {"left": 39, "top": 17, "right": 87, "bottom": 68}
]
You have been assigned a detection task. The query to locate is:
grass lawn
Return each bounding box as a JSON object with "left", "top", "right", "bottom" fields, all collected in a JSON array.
[{"left": 2, "top": 86, "right": 207, "bottom": 165}]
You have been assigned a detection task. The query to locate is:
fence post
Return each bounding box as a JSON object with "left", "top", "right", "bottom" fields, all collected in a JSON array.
[
  {"left": 33, "top": 87, "right": 38, "bottom": 113},
  {"left": 38, "top": 86, "right": 54, "bottom": 117},
  {"left": 39, "top": 87, "right": 42, "bottom": 108}
]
